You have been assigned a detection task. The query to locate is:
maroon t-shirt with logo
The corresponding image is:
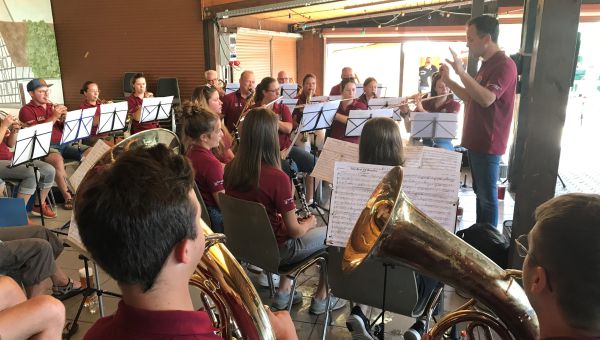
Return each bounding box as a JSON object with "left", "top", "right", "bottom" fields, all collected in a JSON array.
[
  {"left": 329, "top": 83, "right": 342, "bottom": 96},
  {"left": 422, "top": 96, "right": 461, "bottom": 113},
  {"left": 221, "top": 90, "right": 247, "bottom": 132},
  {"left": 330, "top": 100, "right": 368, "bottom": 144},
  {"left": 461, "top": 51, "right": 517, "bottom": 155},
  {"left": 256, "top": 103, "right": 293, "bottom": 151},
  {"left": 19, "top": 101, "right": 63, "bottom": 144},
  {"left": 186, "top": 145, "right": 224, "bottom": 208},
  {"left": 127, "top": 95, "right": 159, "bottom": 134},
  {"left": 80, "top": 100, "right": 108, "bottom": 137},
  {"left": 225, "top": 164, "right": 296, "bottom": 245},
  {"left": 0, "top": 130, "right": 12, "bottom": 160}
]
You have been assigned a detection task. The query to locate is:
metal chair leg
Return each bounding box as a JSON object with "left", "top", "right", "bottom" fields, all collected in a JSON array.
[
  {"left": 267, "top": 272, "right": 276, "bottom": 298},
  {"left": 287, "top": 276, "right": 297, "bottom": 313}
]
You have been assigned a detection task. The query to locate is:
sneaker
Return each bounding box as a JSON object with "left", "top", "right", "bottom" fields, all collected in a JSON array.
[
  {"left": 346, "top": 305, "right": 374, "bottom": 340},
  {"left": 31, "top": 204, "right": 57, "bottom": 219},
  {"left": 52, "top": 278, "right": 83, "bottom": 301},
  {"left": 309, "top": 294, "right": 347, "bottom": 315},
  {"left": 246, "top": 264, "right": 263, "bottom": 274},
  {"left": 403, "top": 319, "right": 426, "bottom": 340},
  {"left": 271, "top": 290, "right": 303, "bottom": 310},
  {"left": 258, "top": 272, "right": 280, "bottom": 288}
]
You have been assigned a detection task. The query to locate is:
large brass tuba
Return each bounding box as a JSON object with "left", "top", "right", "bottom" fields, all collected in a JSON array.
[
  {"left": 343, "top": 167, "right": 539, "bottom": 339},
  {"left": 79, "top": 129, "right": 274, "bottom": 340}
]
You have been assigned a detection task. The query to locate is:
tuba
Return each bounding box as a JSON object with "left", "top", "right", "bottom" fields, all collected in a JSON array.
[
  {"left": 343, "top": 167, "right": 539, "bottom": 340},
  {"left": 79, "top": 129, "right": 274, "bottom": 340}
]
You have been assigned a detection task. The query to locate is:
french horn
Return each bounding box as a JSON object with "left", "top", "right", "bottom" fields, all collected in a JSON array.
[
  {"left": 78, "top": 129, "right": 275, "bottom": 339},
  {"left": 343, "top": 166, "right": 539, "bottom": 340}
]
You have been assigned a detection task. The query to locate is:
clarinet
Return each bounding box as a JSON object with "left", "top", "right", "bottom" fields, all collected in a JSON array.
[
  {"left": 288, "top": 158, "right": 311, "bottom": 219},
  {"left": 232, "top": 90, "right": 254, "bottom": 144}
]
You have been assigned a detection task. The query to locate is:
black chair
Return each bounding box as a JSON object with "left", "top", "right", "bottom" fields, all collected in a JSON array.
[
  {"left": 123, "top": 72, "right": 143, "bottom": 97},
  {"left": 156, "top": 77, "right": 181, "bottom": 105}
]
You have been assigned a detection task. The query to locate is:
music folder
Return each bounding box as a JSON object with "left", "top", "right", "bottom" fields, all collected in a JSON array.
[
  {"left": 60, "top": 107, "right": 96, "bottom": 144},
  {"left": 280, "top": 83, "right": 298, "bottom": 99},
  {"left": 368, "top": 97, "right": 405, "bottom": 121},
  {"left": 411, "top": 112, "right": 459, "bottom": 139},
  {"left": 345, "top": 109, "right": 394, "bottom": 137},
  {"left": 140, "top": 96, "right": 174, "bottom": 123},
  {"left": 276, "top": 98, "right": 298, "bottom": 114},
  {"left": 10, "top": 122, "right": 53, "bottom": 167},
  {"left": 98, "top": 101, "right": 128, "bottom": 134},
  {"left": 225, "top": 82, "right": 240, "bottom": 95},
  {"left": 299, "top": 100, "right": 340, "bottom": 133}
]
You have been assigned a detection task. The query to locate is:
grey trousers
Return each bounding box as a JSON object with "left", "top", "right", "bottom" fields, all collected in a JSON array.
[{"left": 0, "top": 225, "right": 64, "bottom": 286}]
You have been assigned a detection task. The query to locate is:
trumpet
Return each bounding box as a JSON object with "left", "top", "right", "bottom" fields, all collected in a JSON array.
[{"left": 0, "top": 110, "right": 25, "bottom": 130}]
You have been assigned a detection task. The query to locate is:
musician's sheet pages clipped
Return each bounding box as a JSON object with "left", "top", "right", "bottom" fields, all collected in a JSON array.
[
  {"left": 67, "top": 139, "right": 110, "bottom": 193},
  {"left": 326, "top": 147, "right": 462, "bottom": 247},
  {"left": 66, "top": 213, "right": 87, "bottom": 254},
  {"left": 310, "top": 138, "right": 359, "bottom": 183}
]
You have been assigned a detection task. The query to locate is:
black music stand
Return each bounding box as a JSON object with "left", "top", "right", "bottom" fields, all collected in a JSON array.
[
  {"left": 411, "top": 112, "right": 458, "bottom": 148},
  {"left": 345, "top": 109, "right": 394, "bottom": 137},
  {"left": 60, "top": 108, "right": 95, "bottom": 145},
  {"left": 140, "top": 96, "right": 174, "bottom": 124},
  {"left": 97, "top": 101, "right": 129, "bottom": 141},
  {"left": 10, "top": 122, "right": 53, "bottom": 226},
  {"left": 299, "top": 100, "right": 340, "bottom": 134},
  {"left": 368, "top": 98, "right": 404, "bottom": 121}
]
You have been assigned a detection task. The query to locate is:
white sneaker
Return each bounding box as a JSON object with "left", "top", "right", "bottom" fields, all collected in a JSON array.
[
  {"left": 258, "top": 272, "right": 280, "bottom": 288},
  {"left": 246, "top": 264, "right": 263, "bottom": 274}
]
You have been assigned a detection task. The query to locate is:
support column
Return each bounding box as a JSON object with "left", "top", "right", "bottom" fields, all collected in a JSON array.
[
  {"left": 203, "top": 19, "right": 219, "bottom": 73},
  {"left": 509, "top": 0, "right": 581, "bottom": 268}
]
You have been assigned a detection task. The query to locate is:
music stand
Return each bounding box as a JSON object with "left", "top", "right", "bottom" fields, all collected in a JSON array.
[
  {"left": 280, "top": 83, "right": 298, "bottom": 99},
  {"left": 60, "top": 108, "right": 96, "bottom": 145},
  {"left": 368, "top": 97, "right": 404, "bottom": 121},
  {"left": 140, "top": 96, "right": 174, "bottom": 124},
  {"left": 345, "top": 109, "right": 394, "bottom": 137},
  {"left": 97, "top": 101, "right": 129, "bottom": 137},
  {"left": 276, "top": 98, "right": 298, "bottom": 114},
  {"left": 356, "top": 84, "right": 387, "bottom": 97},
  {"left": 299, "top": 100, "right": 340, "bottom": 133},
  {"left": 10, "top": 122, "right": 53, "bottom": 226},
  {"left": 225, "top": 82, "right": 240, "bottom": 95},
  {"left": 411, "top": 112, "right": 458, "bottom": 143}
]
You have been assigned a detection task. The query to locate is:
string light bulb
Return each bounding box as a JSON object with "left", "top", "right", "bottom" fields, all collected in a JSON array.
[
  {"left": 332, "top": 26, "right": 336, "bottom": 31},
  {"left": 378, "top": 24, "right": 382, "bottom": 28},
  {"left": 361, "top": 28, "right": 366, "bottom": 35}
]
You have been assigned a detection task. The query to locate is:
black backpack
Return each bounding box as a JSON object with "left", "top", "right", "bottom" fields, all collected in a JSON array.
[{"left": 456, "top": 223, "right": 509, "bottom": 269}]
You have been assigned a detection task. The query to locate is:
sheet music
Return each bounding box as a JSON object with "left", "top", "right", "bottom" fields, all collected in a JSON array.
[
  {"left": 403, "top": 146, "right": 423, "bottom": 168},
  {"left": 411, "top": 112, "right": 458, "bottom": 139},
  {"left": 310, "top": 138, "right": 359, "bottom": 183},
  {"left": 420, "top": 146, "right": 462, "bottom": 173},
  {"left": 67, "top": 213, "right": 88, "bottom": 254},
  {"left": 280, "top": 84, "right": 298, "bottom": 99},
  {"left": 225, "top": 82, "right": 240, "bottom": 95},
  {"left": 67, "top": 139, "right": 110, "bottom": 193},
  {"left": 276, "top": 98, "right": 298, "bottom": 114},
  {"left": 60, "top": 107, "right": 96, "bottom": 144},
  {"left": 368, "top": 97, "right": 405, "bottom": 121},
  {"left": 299, "top": 100, "right": 340, "bottom": 133},
  {"left": 345, "top": 109, "right": 394, "bottom": 137},
  {"left": 10, "top": 122, "right": 53, "bottom": 167},
  {"left": 98, "top": 101, "right": 128, "bottom": 133},
  {"left": 140, "top": 96, "right": 174, "bottom": 123},
  {"left": 326, "top": 163, "right": 460, "bottom": 247}
]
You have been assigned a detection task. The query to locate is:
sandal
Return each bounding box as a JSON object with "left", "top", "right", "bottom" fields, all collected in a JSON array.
[
  {"left": 52, "top": 278, "right": 82, "bottom": 300},
  {"left": 63, "top": 198, "right": 74, "bottom": 210}
]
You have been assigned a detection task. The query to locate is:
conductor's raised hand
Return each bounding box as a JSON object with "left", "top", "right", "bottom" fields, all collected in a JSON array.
[{"left": 444, "top": 47, "right": 465, "bottom": 76}]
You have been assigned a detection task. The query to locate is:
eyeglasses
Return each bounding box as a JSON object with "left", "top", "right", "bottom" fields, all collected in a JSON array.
[{"left": 515, "top": 234, "right": 529, "bottom": 258}]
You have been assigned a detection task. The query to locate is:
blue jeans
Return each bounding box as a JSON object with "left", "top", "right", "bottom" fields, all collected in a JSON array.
[
  {"left": 207, "top": 206, "right": 224, "bottom": 233},
  {"left": 279, "top": 227, "right": 326, "bottom": 265},
  {"left": 50, "top": 143, "right": 88, "bottom": 161},
  {"left": 468, "top": 150, "right": 500, "bottom": 226}
]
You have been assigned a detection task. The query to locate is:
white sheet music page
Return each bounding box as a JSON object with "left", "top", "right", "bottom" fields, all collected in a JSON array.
[
  {"left": 403, "top": 146, "right": 424, "bottom": 168},
  {"left": 68, "top": 139, "right": 110, "bottom": 193},
  {"left": 67, "top": 213, "right": 88, "bottom": 254},
  {"left": 420, "top": 146, "right": 462, "bottom": 173},
  {"left": 310, "top": 138, "right": 359, "bottom": 183},
  {"left": 327, "top": 162, "right": 393, "bottom": 247}
]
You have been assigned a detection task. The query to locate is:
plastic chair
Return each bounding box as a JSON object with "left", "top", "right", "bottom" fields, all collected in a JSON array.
[
  {"left": 218, "top": 193, "right": 332, "bottom": 340},
  {"left": 123, "top": 72, "right": 143, "bottom": 97}
]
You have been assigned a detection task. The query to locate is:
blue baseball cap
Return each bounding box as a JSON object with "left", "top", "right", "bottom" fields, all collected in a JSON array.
[{"left": 26, "top": 78, "right": 53, "bottom": 92}]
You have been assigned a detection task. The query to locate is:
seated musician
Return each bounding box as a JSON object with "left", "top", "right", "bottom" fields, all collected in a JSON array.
[
  {"left": 292, "top": 73, "right": 326, "bottom": 154},
  {"left": 79, "top": 81, "right": 115, "bottom": 146},
  {"left": 204, "top": 70, "right": 225, "bottom": 98},
  {"left": 182, "top": 104, "right": 225, "bottom": 233},
  {"left": 357, "top": 77, "right": 378, "bottom": 106},
  {"left": 126, "top": 73, "right": 157, "bottom": 134},
  {"left": 191, "top": 85, "right": 234, "bottom": 164},
  {"left": 75, "top": 144, "right": 296, "bottom": 340},
  {"left": 344, "top": 118, "right": 439, "bottom": 340},
  {"left": 0, "top": 114, "right": 56, "bottom": 218},
  {"left": 329, "top": 67, "right": 354, "bottom": 96},
  {"left": 224, "top": 108, "right": 346, "bottom": 314},
  {"left": 19, "top": 78, "right": 87, "bottom": 210},
  {"left": 253, "top": 77, "right": 316, "bottom": 205},
  {"left": 222, "top": 70, "right": 255, "bottom": 132},
  {"left": 0, "top": 276, "right": 65, "bottom": 340},
  {"left": 400, "top": 72, "right": 460, "bottom": 151},
  {"left": 519, "top": 193, "right": 600, "bottom": 340},
  {"left": 330, "top": 78, "right": 368, "bottom": 144}
]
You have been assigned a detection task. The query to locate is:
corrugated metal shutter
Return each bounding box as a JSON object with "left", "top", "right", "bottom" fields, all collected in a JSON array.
[
  {"left": 271, "top": 36, "right": 297, "bottom": 83},
  {"left": 233, "top": 33, "right": 271, "bottom": 82},
  {"left": 51, "top": 0, "right": 205, "bottom": 108}
]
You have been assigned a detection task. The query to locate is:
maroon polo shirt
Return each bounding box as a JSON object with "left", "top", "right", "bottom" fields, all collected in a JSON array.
[
  {"left": 268, "top": 103, "right": 293, "bottom": 151},
  {"left": 186, "top": 144, "right": 224, "bottom": 208},
  {"left": 292, "top": 92, "right": 309, "bottom": 128},
  {"left": 80, "top": 100, "right": 108, "bottom": 137},
  {"left": 225, "top": 164, "right": 296, "bottom": 245},
  {"left": 357, "top": 93, "right": 369, "bottom": 107},
  {"left": 221, "top": 90, "right": 248, "bottom": 132},
  {"left": 127, "top": 95, "right": 159, "bottom": 134},
  {"left": 83, "top": 300, "right": 221, "bottom": 340},
  {"left": 0, "top": 130, "right": 11, "bottom": 160},
  {"left": 214, "top": 129, "right": 234, "bottom": 164},
  {"left": 461, "top": 51, "right": 517, "bottom": 155},
  {"left": 330, "top": 99, "right": 368, "bottom": 144},
  {"left": 329, "top": 83, "right": 342, "bottom": 96},
  {"left": 422, "top": 96, "right": 461, "bottom": 113},
  {"left": 19, "top": 101, "right": 63, "bottom": 144}
]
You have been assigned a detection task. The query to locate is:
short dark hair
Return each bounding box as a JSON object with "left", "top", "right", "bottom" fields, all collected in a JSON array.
[
  {"left": 359, "top": 117, "right": 404, "bottom": 166},
  {"left": 363, "top": 77, "right": 377, "bottom": 88},
  {"left": 430, "top": 72, "right": 443, "bottom": 97},
  {"left": 75, "top": 144, "right": 197, "bottom": 292},
  {"left": 341, "top": 78, "right": 356, "bottom": 92},
  {"left": 255, "top": 77, "right": 277, "bottom": 104},
  {"left": 468, "top": 15, "right": 499, "bottom": 43},
  {"left": 130, "top": 72, "right": 145, "bottom": 87},
  {"left": 302, "top": 73, "right": 316, "bottom": 86},
  {"left": 80, "top": 81, "right": 96, "bottom": 95},
  {"left": 533, "top": 193, "right": 600, "bottom": 333}
]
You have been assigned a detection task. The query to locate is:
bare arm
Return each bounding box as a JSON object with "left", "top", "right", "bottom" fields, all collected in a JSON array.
[
  {"left": 278, "top": 121, "right": 293, "bottom": 134},
  {"left": 211, "top": 190, "right": 225, "bottom": 208},
  {"left": 282, "top": 210, "right": 316, "bottom": 238},
  {"left": 334, "top": 112, "right": 348, "bottom": 124}
]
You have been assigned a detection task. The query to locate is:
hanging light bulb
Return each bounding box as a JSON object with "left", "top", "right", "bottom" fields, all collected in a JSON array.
[
  {"left": 378, "top": 24, "right": 382, "bottom": 28},
  {"left": 401, "top": 12, "right": 406, "bottom": 17},
  {"left": 395, "top": 26, "right": 399, "bottom": 31},
  {"left": 332, "top": 26, "right": 336, "bottom": 31},
  {"left": 428, "top": 13, "right": 432, "bottom": 20}
]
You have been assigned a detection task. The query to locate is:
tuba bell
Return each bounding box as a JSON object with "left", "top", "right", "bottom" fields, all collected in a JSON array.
[
  {"left": 78, "top": 129, "right": 275, "bottom": 340},
  {"left": 343, "top": 166, "right": 539, "bottom": 340}
]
